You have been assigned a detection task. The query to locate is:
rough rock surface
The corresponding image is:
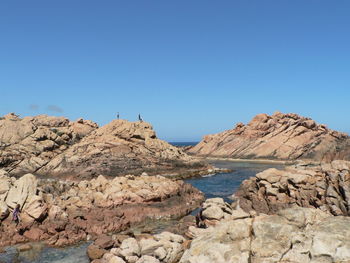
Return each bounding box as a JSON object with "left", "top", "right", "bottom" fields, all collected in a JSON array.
[
  {"left": 38, "top": 119, "right": 194, "bottom": 179},
  {"left": 93, "top": 199, "right": 350, "bottom": 263},
  {"left": 0, "top": 113, "right": 206, "bottom": 178},
  {"left": 0, "top": 113, "right": 98, "bottom": 176},
  {"left": 0, "top": 171, "right": 203, "bottom": 247},
  {"left": 94, "top": 232, "right": 186, "bottom": 263},
  {"left": 189, "top": 112, "right": 350, "bottom": 162},
  {"left": 180, "top": 207, "right": 350, "bottom": 263},
  {"left": 235, "top": 160, "right": 350, "bottom": 216},
  {"left": 186, "top": 198, "right": 250, "bottom": 239}
]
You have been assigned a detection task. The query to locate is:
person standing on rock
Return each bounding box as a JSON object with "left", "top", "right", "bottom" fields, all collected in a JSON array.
[
  {"left": 12, "top": 204, "right": 21, "bottom": 226},
  {"left": 138, "top": 114, "right": 143, "bottom": 122},
  {"left": 195, "top": 208, "right": 206, "bottom": 228},
  {"left": 117, "top": 112, "right": 120, "bottom": 119}
]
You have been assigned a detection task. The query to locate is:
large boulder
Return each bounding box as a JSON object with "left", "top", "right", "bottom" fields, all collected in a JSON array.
[
  {"left": 23, "top": 195, "right": 48, "bottom": 221},
  {"left": 0, "top": 172, "right": 11, "bottom": 201},
  {"left": 5, "top": 173, "right": 37, "bottom": 209},
  {"left": 0, "top": 201, "right": 9, "bottom": 220},
  {"left": 88, "top": 244, "right": 107, "bottom": 260}
]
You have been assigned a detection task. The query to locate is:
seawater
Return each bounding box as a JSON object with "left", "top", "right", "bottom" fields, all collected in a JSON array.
[
  {"left": 0, "top": 160, "right": 284, "bottom": 263},
  {"left": 185, "top": 160, "right": 285, "bottom": 203},
  {"left": 168, "top": 142, "right": 198, "bottom": 147},
  {"left": 0, "top": 242, "right": 91, "bottom": 263}
]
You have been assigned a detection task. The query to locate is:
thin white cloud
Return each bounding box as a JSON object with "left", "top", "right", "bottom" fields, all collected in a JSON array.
[{"left": 47, "top": 105, "right": 63, "bottom": 113}]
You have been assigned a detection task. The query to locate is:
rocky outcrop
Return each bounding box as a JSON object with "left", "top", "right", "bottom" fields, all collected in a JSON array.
[
  {"left": 0, "top": 113, "right": 206, "bottom": 178},
  {"left": 188, "top": 112, "right": 350, "bottom": 162},
  {"left": 93, "top": 199, "right": 350, "bottom": 263},
  {"left": 0, "top": 113, "right": 98, "bottom": 176},
  {"left": 0, "top": 171, "right": 203, "bottom": 247},
  {"left": 235, "top": 160, "right": 350, "bottom": 216},
  {"left": 93, "top": 232, "right": 187, "bottom": 263},
  {"left": 37, "top": 119, "right": 194, "bottom": 179},
  {"left": 180, "top": 207, "right": 350, "bottom": 263}
]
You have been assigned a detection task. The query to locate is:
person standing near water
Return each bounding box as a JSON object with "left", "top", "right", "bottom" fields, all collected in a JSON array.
[
  {"left": 138, "top": 114, "right": 143, "bottom": 122},
  {"left": 117, "top": 112, "right": 120, "bottom": 119},
  {"left": 13, "top": 204, "right": 21, "bottom": 226}
]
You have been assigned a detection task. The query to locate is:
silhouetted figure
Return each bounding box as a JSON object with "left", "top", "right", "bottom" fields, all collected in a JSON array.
[
  {"left": 13, "top": 204, "right": 21, "bottom": 226},
  {"left": 195, "top": 208, "right": 206, "bottom": 228},
  {"left": 117, "top": 112, "right": 120, "bottom": 119},
  {"left": 138, "top": 114, "right": 143, "bottom": 122}
]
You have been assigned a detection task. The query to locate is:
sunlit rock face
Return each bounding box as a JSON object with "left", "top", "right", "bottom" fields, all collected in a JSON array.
[
  {"left": 235, "top": 160, "right": 350, "bottom": 216},
  {"left": 0, "top": 113, "right": 199, "bottom": 179},
  {"left": 0, "top": 113, "right": 98, "bottom": 176},
  {"left": 0, "top": 172, "right": 203, "bottom": 248},
  {"left": 180, "top": 207, "right": 350, "bottom": 263},
  {"left": 189, "top": 112, "right": 350, "bottom": 162}
]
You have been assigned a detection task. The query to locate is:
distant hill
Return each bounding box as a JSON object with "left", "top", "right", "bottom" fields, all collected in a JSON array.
[{"left": 188, "top": 112, "right": 350, "bottom": 162}]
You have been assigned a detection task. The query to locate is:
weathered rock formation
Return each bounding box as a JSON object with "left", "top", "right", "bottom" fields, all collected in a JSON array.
[
  {"left": 235, "top": 160, "right": 350, "bottom": 216},
  {"left": 0, "top": 171, "right": 203, "bottom": 247},
  {"left": 92, "top": 232, "right": 187, "bottom": 263},
  {"left": 0, "top": 113, "right": 97, "bottom": 176},
  {"left": 93, "top": 198, "right": 350, "bottom": 263},
  {"left": 0, "top": 113, "right": 206, "bottom": 178},
  {"left": 38, "top": 119, "right": 195, "bottom": 179},
  {"left": 180, "top": 207, "right": 350, "bottom": 263},
  {"left": 189, "top": 112, "right": 350, "bottom": 161}
]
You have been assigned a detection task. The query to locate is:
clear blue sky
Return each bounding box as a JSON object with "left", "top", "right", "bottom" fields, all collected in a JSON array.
[{"left": 1, "top": 1, "right": 349, "bottom": 141}]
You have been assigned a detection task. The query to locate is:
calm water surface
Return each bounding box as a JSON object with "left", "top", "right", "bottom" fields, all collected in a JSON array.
[
  {"left": 0, "top": 160, "right": 284, "bottom": 263},
  {"left": 185, "top": 160, "right": 285, "bottom": 202}
]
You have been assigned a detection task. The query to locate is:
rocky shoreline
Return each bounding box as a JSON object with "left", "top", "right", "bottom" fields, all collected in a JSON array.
[
  {"left": 87, "top": 161, "right": 350, "bottom": 263},
  {"left": 1, "top": 160, "right": 350, "bottom": 262},
  {"left": 0, "top": 170, "right": 203, "bottom": 249},
  {"left": 88, "top": 195, "right": 350, "bottom": 263},
  {"left": 1, "top": 112, "right": 350, "bottom": 263}
]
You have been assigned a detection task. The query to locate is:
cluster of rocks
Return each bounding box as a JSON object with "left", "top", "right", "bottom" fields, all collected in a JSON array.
[
  {"left": 181, "top": 206, "right": 350, "bottom": 263},
  {"left": 0, "top": 113, "right": 207, "bottom": 179},
  {"left": 0, "top": 113, "right": 97, "bottom": 176},
  {"left": 0, "top": 170, "right": 203, "bottom": 247},
  {"left": 0, "top": 172, "right": 47, "bottom": 223},
  {"left": 188, "top": 112, "right": 350, "bottom": 162},
  {"left": 90, "top": 232, "right": 187, "bottom": 263},
  {"left": 89, "top": 196, "right": 350, "bottom": 263},
  {"left": 235, "top": 160, "right": 350, "bottom": 216},
  {"left": 186, "top": 198, "right": 249, "bottom": 238}
]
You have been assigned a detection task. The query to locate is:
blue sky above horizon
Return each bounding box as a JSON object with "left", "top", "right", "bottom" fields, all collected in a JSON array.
[{"left": 1, "top": 1, "right": 349, "bottom": 141}]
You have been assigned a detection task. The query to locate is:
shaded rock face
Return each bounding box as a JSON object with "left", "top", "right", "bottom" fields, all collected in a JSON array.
[
  {"left": 180, "top": 207, "right": 350, "bottom": 263},
  {"left": 189, "top": 112, "right": 350, "bottom": 161},
  {"left": 235, "top": 160, "right": 350, "bottom": 216},
  {"left": 0, "top": 113, "right": 97, "bottom": 176},
  {"left": 0, "top": 113, "right": 200, "bottom": 178},
  {"left": 0, "top": 172, "right": 203, "bottom": 248}
]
